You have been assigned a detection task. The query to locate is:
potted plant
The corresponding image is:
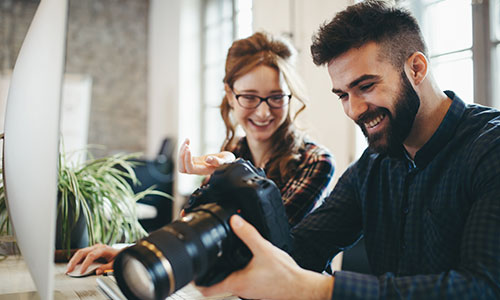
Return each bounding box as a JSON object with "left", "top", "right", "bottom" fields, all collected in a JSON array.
[{"left": 0, "top": 149, "right": 172, "bottom": 256}]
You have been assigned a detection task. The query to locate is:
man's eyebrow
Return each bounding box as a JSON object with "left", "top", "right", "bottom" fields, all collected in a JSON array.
[{"left": 331, "top": 74, "right": 381, "bottom": 94}]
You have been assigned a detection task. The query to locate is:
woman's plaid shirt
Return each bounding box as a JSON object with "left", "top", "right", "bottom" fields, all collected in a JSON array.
[{"left": 231, "top": 138, "right": 335, "bottom": 226}]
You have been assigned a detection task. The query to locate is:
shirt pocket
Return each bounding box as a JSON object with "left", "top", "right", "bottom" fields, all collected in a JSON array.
[{"left": 422, "top": 199, "right": 464, "bottom": 270}]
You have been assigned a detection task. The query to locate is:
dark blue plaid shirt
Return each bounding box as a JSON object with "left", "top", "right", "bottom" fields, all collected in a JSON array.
[{"left": 291, "top": 91, "right": 500, "bottom": 299}]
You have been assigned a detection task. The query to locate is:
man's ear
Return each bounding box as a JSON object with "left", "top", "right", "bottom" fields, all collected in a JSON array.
[{"left": 405, "top": 52, "right": 428, "bottom": 86}]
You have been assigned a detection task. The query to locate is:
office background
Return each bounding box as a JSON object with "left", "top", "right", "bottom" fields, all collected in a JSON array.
[{"left": 0, "top": 0, "right": 499, "bottom": 214}]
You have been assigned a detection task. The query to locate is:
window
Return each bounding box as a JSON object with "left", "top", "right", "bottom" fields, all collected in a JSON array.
[
  {"left": 423, "top": 0, "right": 473, "bottom": 102},
  {"left": 177, "top": 0, "right": 252, "bottom": 198},
  {"left": 492, "top": 0, "right": 500, "bottom": 106},
  {"left": 201, "top": 0, "right": 253, "bottom": 154},
  {"left": 355, "top": 0, "right": 499, "bottom": 159},
  {"left": 402, "top": 0, "right": 498, "bottom": 106}
]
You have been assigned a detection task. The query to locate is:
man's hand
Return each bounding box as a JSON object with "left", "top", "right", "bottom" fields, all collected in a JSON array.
[
  {"left": 178, "top": 138, "right": 236, "bottom": 175},
  {"left": 199, "top": 215, "right": 334, "bottom": 300}
]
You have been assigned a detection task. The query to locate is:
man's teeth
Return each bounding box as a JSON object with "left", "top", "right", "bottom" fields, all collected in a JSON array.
[
  {"left": 253, "top": 120, "right": 271, "bottom": 126},
  {"left": 365, "top": 114, "right": 384, "bottom": 128}
]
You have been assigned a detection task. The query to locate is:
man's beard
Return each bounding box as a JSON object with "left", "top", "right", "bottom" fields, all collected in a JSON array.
[{"left": 357, "top": 72, "right": 420, "bottom": 156}]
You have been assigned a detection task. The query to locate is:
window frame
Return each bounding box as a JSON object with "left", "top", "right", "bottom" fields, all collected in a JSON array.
[
  {"left": 354, "top": 0, "right": 499, "bottom": 158},
  {"left": 199, "top": 0, "right": 253, "bottom": 154},
  {"left": 404, "top": 0, "right": 497, "bottom": 107}
]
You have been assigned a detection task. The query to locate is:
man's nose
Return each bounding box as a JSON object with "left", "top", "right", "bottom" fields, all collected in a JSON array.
[{"left": 347, "top": 95, "right": 368, "bottom": 121}]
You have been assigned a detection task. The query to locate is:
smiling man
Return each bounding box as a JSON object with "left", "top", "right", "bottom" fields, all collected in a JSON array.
[
  {"left": 328, "top": 41, "right": 423, "bottom": 157},
  {"left": 200, "top": 1, "right": 500, "bottom": 299}
]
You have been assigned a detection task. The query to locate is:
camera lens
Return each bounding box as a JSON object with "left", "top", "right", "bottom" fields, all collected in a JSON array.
[
  {"left": 121, "top": 254, "right": 154, "bottom": 300},
  {"left": 114, "top": 203, "right": 235, "bottom": 300}
]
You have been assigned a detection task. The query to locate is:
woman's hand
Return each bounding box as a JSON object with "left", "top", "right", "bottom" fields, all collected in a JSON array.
[
  {"left": 178, "top": 138, "right": 235, "bottom": 175},
  {"left": 66, "top": 244, "right": 121, "bottom": 275}
]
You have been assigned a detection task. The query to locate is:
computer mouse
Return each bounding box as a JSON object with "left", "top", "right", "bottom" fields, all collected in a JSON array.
[{"left": 66, "top": 262, "right": 103, "bottom": 278}]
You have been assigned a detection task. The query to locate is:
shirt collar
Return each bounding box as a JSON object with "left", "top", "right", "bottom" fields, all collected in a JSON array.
[
  {"left": 232, "top": 137, "right": 253, "bottom": 162},
  {"left": 411, "top": 90, "right": 466, "bottom": 168}
]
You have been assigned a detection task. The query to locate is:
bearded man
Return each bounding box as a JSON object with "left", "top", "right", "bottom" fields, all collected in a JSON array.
[{"left": 200, "top": 1, "right": 500, "bottom": 299}]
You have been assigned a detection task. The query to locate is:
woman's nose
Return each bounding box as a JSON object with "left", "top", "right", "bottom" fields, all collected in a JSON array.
[{"left": 254, "top": 101, "right": 272, "bottom": 118}]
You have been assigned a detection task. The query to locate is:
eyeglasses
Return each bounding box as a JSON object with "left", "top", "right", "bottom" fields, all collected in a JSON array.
[{"left": 232, "top": 90, "right": 292, "bottom": 109}]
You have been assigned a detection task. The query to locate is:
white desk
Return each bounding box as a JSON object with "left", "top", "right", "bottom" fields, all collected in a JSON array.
[{"left": 0, "top": 255, "right": 107, "bottom": 299}]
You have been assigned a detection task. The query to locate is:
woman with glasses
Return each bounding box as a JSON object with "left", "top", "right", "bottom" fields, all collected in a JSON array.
[
  {"left": 179, "top": 32, "right": 335, "bottom": 226},
  {"left": 66, "top": 32, "right": 335, "bottom": 277}
]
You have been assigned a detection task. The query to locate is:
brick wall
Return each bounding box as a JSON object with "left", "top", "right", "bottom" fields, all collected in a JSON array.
[{"left": 0, "top": 0, "right": 149, "bottom": 156}]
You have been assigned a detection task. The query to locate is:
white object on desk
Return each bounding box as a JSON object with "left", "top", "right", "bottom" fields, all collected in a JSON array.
[
  {"left": 66, "top": 262, "right": 103, "bottom": 278},
  {"left": 96, "top": 274, "right": 239, "bottom": 300},
  {"left": 96, "top": 277, "right": 126, "bottom": 300}
]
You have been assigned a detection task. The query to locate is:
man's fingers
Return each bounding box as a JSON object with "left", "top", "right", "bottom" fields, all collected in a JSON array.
[
  {"left": 200, "top": 216, "right": 279, "bottom": 299},
  {"left": 198, "top": 278, "right": 231, "bottom": 297},
  {"left": 198, "top": 285, "right": 223, "bottom": 297},
  {"left": 229, "top": 215, "right": 269, "bottom": 254}
]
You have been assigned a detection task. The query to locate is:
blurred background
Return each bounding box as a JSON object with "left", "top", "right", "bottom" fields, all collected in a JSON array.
[{"left": 0, "top": 0, "right": 498, "bottom": 229}]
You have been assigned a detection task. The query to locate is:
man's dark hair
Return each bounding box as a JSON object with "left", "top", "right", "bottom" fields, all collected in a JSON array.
[{"left": 311, "top": 0, "right": 427, "bottom": 68}]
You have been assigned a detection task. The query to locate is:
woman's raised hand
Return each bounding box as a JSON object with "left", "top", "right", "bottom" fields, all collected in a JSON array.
[{"left": 178, "top": 138, "right": 236, "bottom": 175}]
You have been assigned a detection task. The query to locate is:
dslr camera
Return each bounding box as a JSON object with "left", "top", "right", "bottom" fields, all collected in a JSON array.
[{"left": 113, "top": 159, "right": 292, "bottom": 300}]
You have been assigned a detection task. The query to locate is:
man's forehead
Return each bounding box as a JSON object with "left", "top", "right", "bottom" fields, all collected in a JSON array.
[
  {"left": 327, "top": 44, "right": 394, "bottom": 88},
  {"left": 328, "top": 43, "right": 381, "bottom": 68},
  {"left": 327, "top": 59, "right": 377, "bottom": 90}
]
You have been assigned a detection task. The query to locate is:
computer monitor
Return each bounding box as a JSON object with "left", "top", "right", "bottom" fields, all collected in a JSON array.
[{"left": 2, "top": 0, "right": 68, "bottom": 299}]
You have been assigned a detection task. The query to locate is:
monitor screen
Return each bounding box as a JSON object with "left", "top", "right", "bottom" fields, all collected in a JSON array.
[{"left": 2, "top": 0, "right": 68, "bottom": 299}]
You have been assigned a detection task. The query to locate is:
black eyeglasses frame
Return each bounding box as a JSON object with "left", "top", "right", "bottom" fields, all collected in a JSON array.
[{"left": 231, "top": 90, "right": 292, "bottom": 109}]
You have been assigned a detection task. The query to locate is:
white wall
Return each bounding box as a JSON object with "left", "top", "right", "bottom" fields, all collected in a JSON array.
[
  {"left": 253, "top": 0, "right": 355, "bottom": 271},
  {"left": 148, "top": 0, "right": 202, "bottom": 215},
  {"left": 0, "top": 72, "right": 92, "bottom": 165},
  {"left": 148, "top": 0, "right": 358, "bottom": 219},
  {"left": 253, "top": 0, "right": 356, "bottom": 185},
  {"left": 147, "top": 0, "right": 181, "bottom": 158}
]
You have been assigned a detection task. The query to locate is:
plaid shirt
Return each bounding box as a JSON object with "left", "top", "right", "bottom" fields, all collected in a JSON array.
[
  {"left": 232, "top": 138, "right": 335, "bottom": 226},
  {"left": 291, "top": 91, "right": 500, "bottom": 299}
]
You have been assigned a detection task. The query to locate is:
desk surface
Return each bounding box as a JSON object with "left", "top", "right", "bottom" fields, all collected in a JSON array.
[
  {"left": 0, "top": 255, "right": 239, "bottom": 300},
  {"left": 0, "top": 255, "right": 107, "bottom": 299}
]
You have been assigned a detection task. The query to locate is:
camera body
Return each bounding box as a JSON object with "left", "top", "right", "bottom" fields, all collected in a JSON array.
[
  {"left": 114, "top": 159, "right": 291, "bottom": 300},
  {"left": 184, "top": 158, "right": 292, "bottom": 286}
]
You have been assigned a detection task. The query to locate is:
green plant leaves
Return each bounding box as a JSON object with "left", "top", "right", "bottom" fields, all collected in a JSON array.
[
  {"left": 1, "top": 150, "right": 172, "bottom": 252},
  {"left": 58, "top": 152, "right": 153, "bottom": 248}
]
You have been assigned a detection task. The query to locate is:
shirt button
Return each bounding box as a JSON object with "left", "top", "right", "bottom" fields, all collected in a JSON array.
[
  {"left": 403, "top": 207, "right": 409, "bottom": 214},
  {"left": 401, "top": 242, "right": 407, "bottom": 251}
]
